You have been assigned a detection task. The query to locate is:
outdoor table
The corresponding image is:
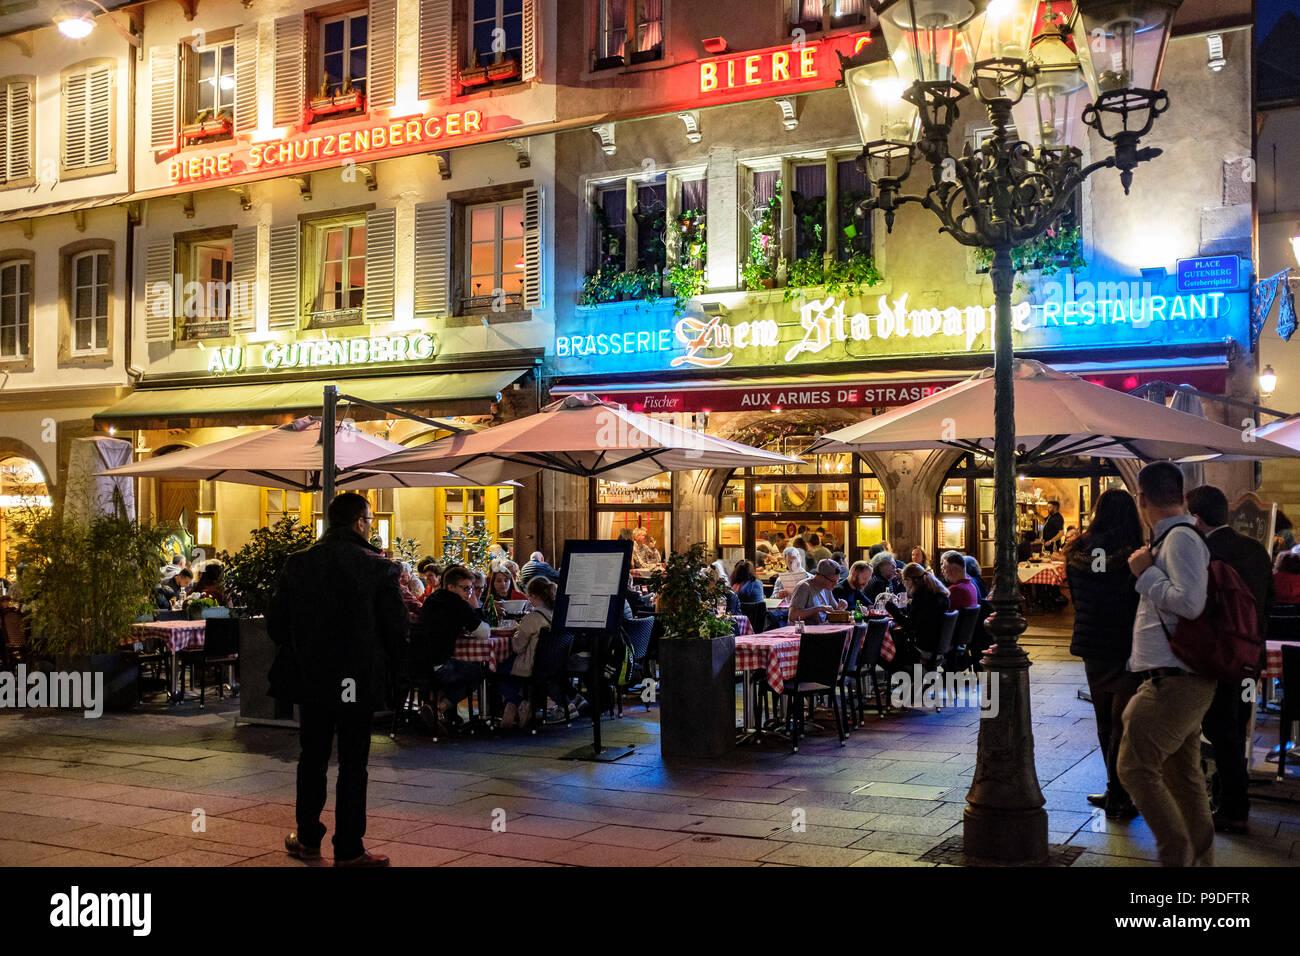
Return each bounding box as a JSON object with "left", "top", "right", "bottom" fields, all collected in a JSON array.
[
  {"left": 1261, "top": 640, "right": 1300, "bottom": 685},
  {"left": 128, "top": 620, "right": 206, "bottom": 702},
  {"left": 730, "top": 614, "right": 753, "bottom": 636},
  {"left": 1018, "top": 561, "right": 1066, "bottom": 586},
  {"left": 734, "top": 623, "right": 862, "bottom": 742},
  {"left": 455, "top": 630, "right": 513, "bottom": 727}
]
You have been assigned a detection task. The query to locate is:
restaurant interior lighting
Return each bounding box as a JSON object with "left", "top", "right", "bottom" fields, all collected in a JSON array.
[{"left": 1290, "top": 230, "right": 1300, "bottom": 268}]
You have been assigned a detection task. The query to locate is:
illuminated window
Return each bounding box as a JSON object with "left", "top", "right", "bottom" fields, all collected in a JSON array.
[
  {"left": 195, "top": 40, "right": 235, "bottom": 121},
  {"left": 175, "top": 231, "right": 233, "bottom": 337},
  {"left": 464, "top": 199, "right": 525, "bottom": 312},
  {"left": 307, "top": 217, "right": 366, "bottom": 321},
  {"left": 596, "top": 0, "right": 662, "bottom": 67}
]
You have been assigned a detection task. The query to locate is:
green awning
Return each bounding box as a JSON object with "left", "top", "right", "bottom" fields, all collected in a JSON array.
[{"left": 95, "top": 369, "right": 528, "bottom": 426}]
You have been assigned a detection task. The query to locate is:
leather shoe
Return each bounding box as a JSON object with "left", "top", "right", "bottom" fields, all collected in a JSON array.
[
  {"left": 334, "top": 850, "right": 390, "bottom": 867},
  {"left": 285, "top": 833, "right": 321, "bottom": 860},
  {"left": 1105, "top": 801, "right": 1139, "bottom": 821},
  {"left": 1086, "top": 793, "right": 1108, "bottom": 808},
  {"left": 1212, "top": 813, "right": 1249, "bottom": 834}
]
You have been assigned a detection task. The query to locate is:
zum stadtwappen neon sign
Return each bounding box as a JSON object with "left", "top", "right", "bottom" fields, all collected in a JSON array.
[
  {"left": 555, "top": 288, "right": 1242, "bottom": 373},
  {"left": 206, "top": 332, "right": 437, "bottom": 374}
]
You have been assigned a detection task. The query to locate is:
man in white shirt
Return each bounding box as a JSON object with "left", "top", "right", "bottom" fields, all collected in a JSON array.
[{"left": 1117, "top": 462, "right": 1218, "bottom": 867}]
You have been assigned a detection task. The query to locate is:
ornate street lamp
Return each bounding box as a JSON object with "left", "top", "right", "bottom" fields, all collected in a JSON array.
[{"left": 840, "top": 0, "right": 1182, "bottom": 864}]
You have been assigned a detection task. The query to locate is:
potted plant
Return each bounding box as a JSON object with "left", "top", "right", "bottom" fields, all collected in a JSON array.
[
  {"left": 647, "top": 543, "right": 736, "bottom": 758},
  {"left": 741, "top": 180, "right": 781, "bottom": 290},
  {"left": 308, "top": 77, "right": 365, "bottom": 118},
  {"left": 14, "top": 510, "right": 171, "bottom": 712},
  {"left": 223, "top": 516, "right": 315, "bottom": 724},
  {"left": 180, "top": 108, "right": 233, "bottom": 145}
]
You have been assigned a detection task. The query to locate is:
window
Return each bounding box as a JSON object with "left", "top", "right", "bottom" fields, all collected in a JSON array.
[
  {"left": 470, "top": 0, "right": 524, "bottom": 66},
  {"left": 590, "top": 175, "right": 666, "bottom": 274},
  {"left": 791, "top": 0, "right": 866, "bottom": 34},
  {"left": 633, "top": 179, "right": 666, "bottom": 272},
  {"left": 0, "top": 260, "right": 30, "bottom": 359},
  {"left": 70, "top": 251, "right": 108, "bottom": 354},
  {"left": 836, "top": 157, "right": 872, "bottom": 260},
  {"left": 309, "top": 218, "right": 366, "bottom": 319},
  {"left": 434, "top": 486, "right": 513, "bottom": 558},
  {"left": 195, "top": 40, "right": 235, "bottom": 121},
  {"left": 595, "top": 0, "right": 662, "bottom": 67},
  {"left": 791, "top": 163, "right": 827, "bottom": 262},
  {"left": 594, "top": 183, "right": 627, "bottom": 272},
  {"left": 321, "top": 11, "right": 368, "bottom": 97},
  {"left": 595, "top": 473, "right": 671, "bottom": 557},
  {"left": 0, "top": 80, "right": 33, "bottom": 186},
  {"left": 464, "top": 199, "right": 524, "bottom": 311},
  {"left": 62, "top": 62, "right": 113, "bottom": 175},
  {"left": 176, "top": 233, "right": 234, "bottom": 337}
]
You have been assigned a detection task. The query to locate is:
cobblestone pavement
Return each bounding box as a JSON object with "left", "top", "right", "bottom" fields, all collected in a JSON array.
[{"left": 0, "top": 638, "right": 1296, "bottom": 867}]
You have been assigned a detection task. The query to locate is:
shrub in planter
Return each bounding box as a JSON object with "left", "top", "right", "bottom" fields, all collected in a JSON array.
[
  {"left": 13, "top": 512, "right": 171, "bottom": 711},
  {"left": 647, "top": 543, "right": 736, "bottom": 758}
]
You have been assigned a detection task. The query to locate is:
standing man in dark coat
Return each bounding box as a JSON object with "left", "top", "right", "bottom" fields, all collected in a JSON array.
[
  {"left": 268, "top": 492, "right": 407, "bottom": 867},
  {"left": 1185, "top": 485, "right": 1274, "bottom": 835}
]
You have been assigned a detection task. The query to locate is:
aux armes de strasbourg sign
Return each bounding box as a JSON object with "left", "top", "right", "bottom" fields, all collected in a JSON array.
[{"left": 555, "top": 273, "right": 1250, "bottom": 379}]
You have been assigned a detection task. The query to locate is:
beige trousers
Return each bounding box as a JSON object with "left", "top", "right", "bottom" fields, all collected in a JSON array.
[{"left": 1117, "top": 673, "right": 1218, "bottom": 867}]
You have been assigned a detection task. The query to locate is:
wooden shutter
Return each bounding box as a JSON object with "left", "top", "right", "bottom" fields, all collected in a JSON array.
[
  {"left": 230, "top": 226, "right": 258, "bottom": 333},
  {"left": 149, "top": 46, "right": 177, "bottom": 150},
  {"left": 272, "top": 15, "right": 305, "bottom": 128},
  {"left": 86, "top": 65, "right": 112, "bottom": 168},
  {"left": 267, "top": 224, "right": 300, "bottom": 330},
  {"left": 521, "top": 0, "right": 538, "bottom": 82},
  {"left": 418, "top": 0, "right": 452, "bottom": 100},
  {"left": 2, "top": 82, "right": 32, "bottom": 183},
  {"left": 413, "top": 200, "right": 451, "bottom": 316},
  {"left": 63, "top": 69, "right": 88, "bottom": 169},
  {"left": 522, "top": 185, "right": 544, "bottom": 310},
  {"left": 144, "top": 240, "right": 175, "bottom": 342},
  {"left": 367, "top": 0, "right": 397, "bottom": 110},
  {"left": 364, "top": 208, "right": 396, "bottom": 321},
  {"left": 234, "top": 25, "right": 259, "bottom": 133}
]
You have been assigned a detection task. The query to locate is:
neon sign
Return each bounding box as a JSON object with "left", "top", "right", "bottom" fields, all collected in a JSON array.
[
  {"left": 206, "top": 332, "right": 437, "bottom": 374},
  {"left": 557, "top": 280, "right": 1249, "bottom": 376},
  {"left": 167, "top": 108, "right": 490, "bottom": 185},
  {"left": 696, "top": 33, "right": 871, "bottom": 98}
]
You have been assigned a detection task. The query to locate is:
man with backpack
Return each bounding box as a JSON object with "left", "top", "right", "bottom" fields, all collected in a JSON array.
[
  {"left": 1186, "top": 484, "right": 1274, "bottom": 835},
  {"left": 1119, "top": 462, "right": 1218, "bottom": 867}
]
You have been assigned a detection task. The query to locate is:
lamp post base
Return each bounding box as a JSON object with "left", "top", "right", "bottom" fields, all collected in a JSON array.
[{"left": 962, "top": 648, "right": 1049, "bottom": 865}]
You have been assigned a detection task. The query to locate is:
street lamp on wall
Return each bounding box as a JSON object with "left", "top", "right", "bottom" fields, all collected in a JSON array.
[
  {"left": 54, "top": 0, "right": 141, "bottom": 48},
  {"left": 1259, "top": 365, "right": 1278, "bottom": 400},
  {"left": 841, "top": 0, "right": 1182, "bottom": 865}
]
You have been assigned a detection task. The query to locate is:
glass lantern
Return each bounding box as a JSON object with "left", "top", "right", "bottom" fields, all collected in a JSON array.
[
  {"left": 879, "top": 0, "right": 984, "bottom": 87},
  {"left": 969, "top": 0, "right": 1038, "bottom": 101},
  {"left": 1011, "top": 28, "right": 1089, "bottom": 149},
  {"left": 844, "top": 57, "right": 922, "bottom": 147},
  {"left": 1070, "top": 0, "right": 1182, "bottom": 97}
]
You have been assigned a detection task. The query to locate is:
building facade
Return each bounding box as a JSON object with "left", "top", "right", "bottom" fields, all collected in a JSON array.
[
  {"left": 0, "top": 0, "right": 1271, "bottom": 574},
  {"left": 544, "top": 0, "right": 1258, "bottom": 568}
]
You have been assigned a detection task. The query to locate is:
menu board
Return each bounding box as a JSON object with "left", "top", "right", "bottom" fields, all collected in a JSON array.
[
  {"left": 553, "top": 540, "right": 634, "bottom": 634},
  {"left": 1229, "top": 495, "right": 1277, "bottom": 551}
]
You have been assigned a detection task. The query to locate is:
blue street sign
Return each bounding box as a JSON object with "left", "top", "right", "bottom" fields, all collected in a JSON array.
[{"left": 1176, "top": 255, "right": 1243, "bottom": 293}]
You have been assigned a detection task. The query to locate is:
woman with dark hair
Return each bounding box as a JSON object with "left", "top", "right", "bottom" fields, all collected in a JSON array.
[
  {"left": 1065, "top": 488, "right": 1144, "bottom": 821},
  {"left": 1274, "top": 550, "right": 1300, "bottom": 605},
  {"left": 730, "top": 560, "right": 765, "bottom": 605},
  {"left": 887, "top": 563, "right": 951, "bottom": 656},
  {"left": 195, "top": 562, "right": 230, "bottom": 606}
]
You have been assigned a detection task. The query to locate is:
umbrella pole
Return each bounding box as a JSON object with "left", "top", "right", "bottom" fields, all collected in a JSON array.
[
  {"left": 323, "top": 385, "right": 337, "bottom": 507},
  {"left": 962, "top": 247, "right": 1049, "bottom": 864}
]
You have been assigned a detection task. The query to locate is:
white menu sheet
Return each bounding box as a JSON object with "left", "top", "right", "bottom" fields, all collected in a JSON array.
[{"left": 562, "top": 552, "right": 625, "bottom": 628}]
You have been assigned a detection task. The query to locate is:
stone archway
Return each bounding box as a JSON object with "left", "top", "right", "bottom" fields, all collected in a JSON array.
[{"left": 0, "top": 437, "right": 54, "bottom": 502}]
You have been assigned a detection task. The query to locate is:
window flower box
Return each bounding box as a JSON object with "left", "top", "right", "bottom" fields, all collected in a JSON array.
[
  {"left": 180, "top": 113, "right": 233, "bottom": 145},
  {"left": 486, "top": 55, "right": 520, "bottom": 82},
  {"left": 592, "top": 54, "right": 625, "bottom": 71},
  {"left": 308, "top": 90, "right": 365, "bottom": 119}
]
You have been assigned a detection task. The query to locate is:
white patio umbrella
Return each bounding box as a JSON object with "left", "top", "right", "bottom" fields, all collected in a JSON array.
[
  {"left": 1256, "top": 415, "right": 1300, "bottom": 448},
  {"left": 357, "top": 393, "right": 803, "bottom": 484},
  {"left": 808, "top": 360, "right": 1300, "bottom": 463},
  {"left": 98, "top": 416, "right": 499, "bottom": 491}
]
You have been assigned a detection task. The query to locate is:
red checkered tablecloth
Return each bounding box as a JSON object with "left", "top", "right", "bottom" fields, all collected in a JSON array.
[
  {"left": 454, "top": 633, "right": 512, "bottom": 670},
  {"left": 1019, "top": 562, "right": 1066, "bottom": 587},
  {"left": 129, "top": 620, "right": 206, "bottom": 653},
  {"left": 1261, "top": 640, "right": 1300, "bottom": 683},
  {"left": 730, "top": 614, "right": 753, "bottom": 636},
  {"left": 735, "top": 635, "right": 801, "bottom": 694}
]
